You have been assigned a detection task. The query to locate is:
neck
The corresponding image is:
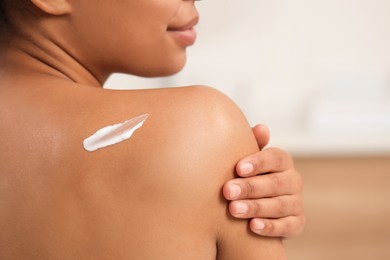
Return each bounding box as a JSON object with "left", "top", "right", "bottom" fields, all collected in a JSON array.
[{"left": 0, "top": 33, "right": 106, "bottom": 88}]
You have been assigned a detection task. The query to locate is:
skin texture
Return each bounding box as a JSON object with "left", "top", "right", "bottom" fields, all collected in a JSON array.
[
  {"left": 0, "top": 78, "right": 287, "bottom": 258},
  {"left": 0, "top": 0, "right": 303, "bottom": 257}
]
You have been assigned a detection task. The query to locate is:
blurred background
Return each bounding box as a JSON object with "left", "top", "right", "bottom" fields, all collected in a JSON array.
[{"left": 105, "top": 0, "right": 390, "bottom": 259}]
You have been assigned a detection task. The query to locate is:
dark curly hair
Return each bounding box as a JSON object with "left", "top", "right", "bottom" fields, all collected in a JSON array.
[
  {"left": 0, "top": 0, "right": 37, "bottom": 38},
  {"left": 0, "top": 0, "right": 11, "bottom": 33}
]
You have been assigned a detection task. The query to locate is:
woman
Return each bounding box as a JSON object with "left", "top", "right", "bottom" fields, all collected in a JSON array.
[{"left": 0, "top": 0, "right": 304, "bottom": 258}]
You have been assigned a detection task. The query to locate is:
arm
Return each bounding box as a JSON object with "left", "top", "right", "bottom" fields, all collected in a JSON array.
[
  {"left": 183, "top": 86, "right": 286, "bottom": 259},
  {"left": 215, "top": 127, "right": 287, "bottom": 259}
]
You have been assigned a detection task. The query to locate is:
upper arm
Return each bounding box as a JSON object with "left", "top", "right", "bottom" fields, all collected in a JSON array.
[{"left": 173, "top": 86, "right": 286, "bottom": 259}]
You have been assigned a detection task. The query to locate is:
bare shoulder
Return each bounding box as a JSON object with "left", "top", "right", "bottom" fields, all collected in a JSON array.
[
  {"left": 0, "top": 83, "right": 285, "bottom": 259},
  {"left": 107, "top": 84, "right": 259, "bottom": 196},
  {"left": 129, "top": 85, "right": 286, "bottom": 258},
  {"left": 131, "top": 85, "right": 259, "bottom": 178},
  {"left": 150, "top": 85, "right": 287, "bottom": 260}
]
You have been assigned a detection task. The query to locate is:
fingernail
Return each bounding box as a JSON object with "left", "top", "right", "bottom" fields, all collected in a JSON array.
[
  {"left": 253, "top": 219, "right": 265, "bottom": 230},
  {"left": 229, "top": 184, "right": 241, "bottom": 198},
  {"left": 234, "top": 202, "right": 249, "bottom": 214},
  {"left": 240, "top": 162, "right": 254, "bottom": 175}
]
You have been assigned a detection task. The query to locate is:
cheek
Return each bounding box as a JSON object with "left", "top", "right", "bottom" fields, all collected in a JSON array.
[
  {"left": 112, "top": 1, "right": 187, "bottom": 75},
  {"left": 76, "top": 1, "right": 187, "bottom": 76},
  {"left": 107, "top": 22, "right": 188, "bottom": 76},
  {"left": 116, "top": 37, "right": 188, "bottom": 77}
]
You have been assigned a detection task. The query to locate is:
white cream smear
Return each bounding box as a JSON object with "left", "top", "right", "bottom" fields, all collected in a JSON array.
[{"left": 83, "top": 114, "right": 149, "bottom": 152}]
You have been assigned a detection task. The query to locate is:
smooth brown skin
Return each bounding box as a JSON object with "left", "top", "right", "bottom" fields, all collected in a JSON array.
[
  {"left": 0, "top": 0, "right": 303, "bottom": 258},
  {"left": 0, "top": 81, "right": 287, "bottom": 259}
]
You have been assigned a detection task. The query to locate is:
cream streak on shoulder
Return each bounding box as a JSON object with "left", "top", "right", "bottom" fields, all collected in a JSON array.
[{"left": 83, "top": 114, "right": 149, "bottom": 152}]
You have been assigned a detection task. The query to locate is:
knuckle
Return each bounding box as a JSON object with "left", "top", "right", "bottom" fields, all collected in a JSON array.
[
  {"left": 274, "top": 151, "right": 286, "bottom": 171},
  {"left": 288, "top": 171, "right": 304, "bottom": 196},
  {"left": 251, "top": 159, "right": 261, "bottom": 173},
  {"left": 270, "top": 174, "right": 283, "bottom": 194},
  {"left": 269, "top": 147, "right": 292, "bottom": 171},
  {"left": 277, "top": 197, "right": 288, "bottom": 216},
  {"left": 251, "top": 200, "right": 262, "bottom": 216},
  {"left": 244, "top": 180, "right": 255, "bottom": 198},
  {"left": 284, "top": 221, "right": 293, "bottom": 237},
  {"left": 265, "top": 221, "right": 276, "bottom": 235}
]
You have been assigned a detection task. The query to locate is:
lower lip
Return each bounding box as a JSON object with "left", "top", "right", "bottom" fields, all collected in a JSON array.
[{"left": 168, "top": 28, "right": 197, "bottom": 46}]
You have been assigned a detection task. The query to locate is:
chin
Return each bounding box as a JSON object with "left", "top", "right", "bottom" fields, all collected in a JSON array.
[
  {"left": 128, "top": 57, "right": 187, "bottom": 78},
  {"left": 155, "top": 65, "right": 185, "bottom": 77}
]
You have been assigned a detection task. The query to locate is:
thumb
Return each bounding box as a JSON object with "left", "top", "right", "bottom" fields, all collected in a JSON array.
[{"left": 252, "top": 124, "right": 270, "bottom": 150}]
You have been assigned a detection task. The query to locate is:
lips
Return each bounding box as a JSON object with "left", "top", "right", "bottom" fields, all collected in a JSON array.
[
  {"left": 167, "top": 16, "right": 199, "bottom": 46},
  {"left": 167, "top": 16, "right": 199, "bottom": 31}
]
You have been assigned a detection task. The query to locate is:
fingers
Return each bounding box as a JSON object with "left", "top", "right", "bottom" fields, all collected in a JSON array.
[
  {"left": 252, "top": 124, "right": 270, "bottom": 150},
  {"left": 223, "top": 170, "right": 302, "bottom": 200},
  {"left": 236, "top": 147, "right": 293, "bottom": 177},
  {"left": 230, "top": 143, "right": 306, "bottom": 238},
  {"left": 249, "top": 215, "right": 306, "bottom": 238},
  {"left": 228, "top": 195, "right": 303, "bottom": 219}
]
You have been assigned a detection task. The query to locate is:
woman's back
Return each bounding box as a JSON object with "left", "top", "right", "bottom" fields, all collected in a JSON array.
[{"left": 0, "top": 78, "right": 285, "bottom": 259}]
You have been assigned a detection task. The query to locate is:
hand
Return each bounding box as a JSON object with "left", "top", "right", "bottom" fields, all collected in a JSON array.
[{"left": 223, "top": 124, "right": 305, "bottom": 238}]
